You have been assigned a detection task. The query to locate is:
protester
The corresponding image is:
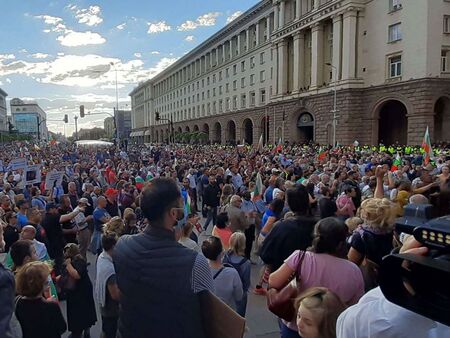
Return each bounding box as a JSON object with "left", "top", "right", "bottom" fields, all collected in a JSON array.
[
  {"left": 178, "top": 220, "right": 201, "bottom": 252},
  {"left": 211, "top": 212, "right": 233, "bottom": 251},
  {"left": 0, "top": 226, "right": 15, "bottom": 336},
  {"left": 201, "top": 236, "right": 243, "bottom": 311}
]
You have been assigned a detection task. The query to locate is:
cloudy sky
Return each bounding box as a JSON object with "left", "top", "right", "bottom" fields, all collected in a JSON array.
[{"left": 0, "top": 0, "right": 258, "bottom": 136}]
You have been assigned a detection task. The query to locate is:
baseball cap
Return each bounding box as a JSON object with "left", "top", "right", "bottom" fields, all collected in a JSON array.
[{"left": 79, "top": 198, "right": 91, "bottom": 206}]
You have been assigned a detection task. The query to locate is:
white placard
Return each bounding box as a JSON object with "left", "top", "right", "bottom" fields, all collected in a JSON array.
[
  {"left": 8, "top": 158, "right": 28, "bottom": 171},
  {"left": 45, "top": 171, "right": 64, "bottom": 189},
  {"left": 25, "top": 164, "right": 42, "bottom": 185}
]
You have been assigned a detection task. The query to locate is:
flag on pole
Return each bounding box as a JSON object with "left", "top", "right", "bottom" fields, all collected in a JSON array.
[
  {"left": 421, "top": 126, "right": 433, "bottom": 165},
  {"left": 391, "top": 152, "right": 401, "bottom": 171},
  {"left": 252, "top": 172, "right": 264, "bottom": 202},
  {"left": 274, "top": 138, "right": 283, "bottom": 153},
  {"left": 257, "top": 134, "right": 264, "bottom": 152},
  {"left": 318, "top": 147, "right": 328, "bottom": 161}
]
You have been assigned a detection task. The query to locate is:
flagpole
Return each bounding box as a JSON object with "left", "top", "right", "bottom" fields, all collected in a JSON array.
[
  {"left": 273, "top": 108, "right": 276, "bottom": 145},
  {"left": 265, "top": 108, "right": 268, "bottom": 145}
]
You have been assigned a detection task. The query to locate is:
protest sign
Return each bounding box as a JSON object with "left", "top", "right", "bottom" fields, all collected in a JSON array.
[
  {"left": 8, "top": 158, "right": 28, "bottom": 171},
  {"left": 45, "top": 171, "right": 64, "bottom": 189},
  {"left": 25, "top": 164, "right": 42, "bottom": 185}
]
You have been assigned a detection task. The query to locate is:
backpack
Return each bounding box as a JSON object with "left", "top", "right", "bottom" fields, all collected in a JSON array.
[{"left": 222, "top": 253, "right": 247, "bottom": 285}]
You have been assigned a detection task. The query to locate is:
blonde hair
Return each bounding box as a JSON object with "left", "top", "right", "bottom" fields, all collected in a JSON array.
[
  {"left": 123, "top": 208, "right": 135, "bottom": 220},
  {"left": 105, "top": 216, "right": 125, "bottom": 236},
  {"left": 359, "top": 198, "right": 396, "bottom": 231},
  {"left": 16, "top": 261, "right": 50, "bottom": 297},
  {"left": 295, "top": 287, "right": 346, "bottom": 338},
  {"left": 229, "top": 231, "right": 246, "bottom": 256},
  {"left": 345, "top": 217, "right": 363, "bottom": 233}
]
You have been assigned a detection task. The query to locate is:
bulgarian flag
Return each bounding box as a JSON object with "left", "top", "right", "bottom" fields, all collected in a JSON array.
[
  {"left": 274, "top": 138, "right": 283, "bottom": 153},
  {"left": 252, "top": 172, "right": 264, "bottom": 202},
  {"left": 421, "top": 126, "right": 433, "bottom": 165},
  {"left": 318, "top": 147, "right": 328, "bottom": 161},
  {"left": 391, "top": 152, "right": 401, "bottom": 171}
]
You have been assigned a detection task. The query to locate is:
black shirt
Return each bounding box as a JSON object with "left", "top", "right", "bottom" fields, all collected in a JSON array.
[
  {"left": 318, "top": 197, "right": 337, "bottom": 219},
  {"left": 42, "top": 213, "right": 64, "bottom": 259},
  {"left": 203, "top": 184, "right": 221, "bottom": 208},
  {"left": 3, "top": 225, "right": 19, "bottom": 253},
  {"left": 350, "top": 229, "right": 393, "bottom": 266}
]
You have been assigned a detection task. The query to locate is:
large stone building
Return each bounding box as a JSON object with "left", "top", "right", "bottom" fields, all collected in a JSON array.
[
  {"left": 130, "top": 0, "right": 450, "bottom": 145},
  {"left": 104, "top": 116, "right": 115, "bottom": 139},
  {"left": 10, "top": 98, "right": 48, "bottom": 140},
  {"left": 0, "top": 88, "right": 7, "bottom": 132}
]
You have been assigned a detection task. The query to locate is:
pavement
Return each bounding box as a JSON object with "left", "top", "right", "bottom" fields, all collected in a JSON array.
[{"left": 61, "top": 223, "right": 280, "bottom": 338}]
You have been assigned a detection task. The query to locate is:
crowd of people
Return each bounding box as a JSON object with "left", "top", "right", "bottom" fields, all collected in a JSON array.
[{"left": 0, "top": 140, "right": 449, "bottom": 338}]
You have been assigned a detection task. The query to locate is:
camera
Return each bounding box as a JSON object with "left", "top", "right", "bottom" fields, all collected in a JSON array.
[{"left": 378, "top": 204, "right": 450, "bottom": 326}]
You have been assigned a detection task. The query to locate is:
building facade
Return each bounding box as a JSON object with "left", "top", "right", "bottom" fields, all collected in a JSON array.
[
  {"left": 0, "top": 88, "right": 7, "bottom": 132},
  {"left": 78, "top": 127, "right": 105, "bottom": 140},
  {"left": 115, "top": 109, "right": 132, "bottom": 141},
  {"left": 104, "top": 116, "right": 115, "bottom": 139},
  {"left": 130, "top": 0, "right": 450, "bottom": 145},
  {"left": 10, "top": 98, "right": 48, "bottom": 140}
]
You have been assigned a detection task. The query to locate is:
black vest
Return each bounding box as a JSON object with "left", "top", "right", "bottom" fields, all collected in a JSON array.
[{"left": 114, "top": 227, "right": 206, "bottom": 338}]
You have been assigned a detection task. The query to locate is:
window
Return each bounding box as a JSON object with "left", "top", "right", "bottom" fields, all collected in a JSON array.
[
  {"left": 260, "top": 52, "right": 265, "bottom": 64},
  {"left": 241, "top": 77, "right": 246, "bottom": 88},
  {"left": 241, "top": 61, "right": 246, "bottom": 72},
  {"left": 226, "top": 68, "right": 230, "bottom": 78},
  {"left": 226, "top": 98, "right": 230, "bottom": 111},
  {"left": 233, "top": 65, "right": 237, "bottom": 75},
  {"left": 219, "top": 86, "right": 223, "bottom": 95},
  {"left": 389, "top": 55, "right": 402, "bottom": 78},
  {"left": 233, "top": 96, "right": 238, "bottom": 110},
  {"left": 388, "top": 23, "right": 402, "bottom": 42},
  {"left": 250, "top": 57, "right": 255, "bottom": 69},
  {"left": 241, "top": 94, "right": 246, "bottom": 108},
  {"left": 260, "top": 89, "right": 266, "bottom": 104},
  {"left": 213, "top": 88, "right": 216, "bottom": 97},
  {"left": 442, "top": 50, "right": 449, "bottom": 72},
  {"left": 213, "top": 74, "right": 216, "bottom": 83},
  {"left": 207, "top": 90, "right": 210, "bottom": 99},
  {"left": 250, "top": 74, "right": 255, "bottom": 85},
  {"left": 260, "top": 70, "right": 266, "bottom": 82},
  {"left": 226, "top": 83, "right": 230, "bottom": 93},
  {"left": 219, "top": 71, "right": 223, "bottom": 81},
  {"left": 233, "top": 80, "right": 237, "bottom": 90},
  {"left": 445, "top": 16, "right": 450, "bottom": 34},
  {"left": 250, "top": 91, "right": 256, "bottom": 106},
  {"left": 389, "top": 0, "right": 402, "bottom": 12},
  {"left": 207, "top": 77, "right": 210, "bottom": 85},
  {"left": 219, "top": 100, "right": 223, "bottom": 112}
]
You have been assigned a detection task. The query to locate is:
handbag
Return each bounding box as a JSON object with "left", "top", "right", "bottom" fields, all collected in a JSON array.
[{"left": 266, "top": 250, "right": 306, "bottom": 322}]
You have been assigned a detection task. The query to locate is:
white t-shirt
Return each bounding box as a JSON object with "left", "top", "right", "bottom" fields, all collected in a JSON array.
[{"left": 337, "top": 287, "right": 450, "bottom": 338}]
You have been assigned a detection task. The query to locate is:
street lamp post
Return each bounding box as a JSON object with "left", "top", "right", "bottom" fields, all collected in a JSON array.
[
  {"left": 110, "top": 62, "right": 120, "bottom": 147},
  {"left": 326, "top": 62, "right": 339, "bottom": 147}
]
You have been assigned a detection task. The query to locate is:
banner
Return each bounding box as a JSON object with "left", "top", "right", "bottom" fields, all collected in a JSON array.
[
  {"left": 45, "top": 171, "right": 64, "bottom": 189},
  {"left": 25, "top": 164, "right": 42, "bottom": 185},
  {"left": 8, "top": 158, "right": 28, "bottom": 171}
]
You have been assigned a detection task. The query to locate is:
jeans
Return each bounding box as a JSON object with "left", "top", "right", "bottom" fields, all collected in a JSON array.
[
  {"left": 236, "top": 293, "right": 248, "bottom": 317},
  {"left": 102, "top": 316, "right": 118, "bottom": 338},
  {"left": 204, "top": 207, "right": 217, "bottom": 230},
  {"left": 280, "top": 321, "right": 301, "bottom": 338},
  {"left": 244, "top": 224, "right": 255, "bottom": 259}
]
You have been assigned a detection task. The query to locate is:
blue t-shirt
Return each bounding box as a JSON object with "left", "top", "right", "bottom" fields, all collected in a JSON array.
[
  {"left": 260, "top": 208, "right": 276, "bottom": 230},
  {"left": 17, "top": 213, "right": 28, "bottom": 230},
  {"left": 93, "top": 207, "right": 110, "bottom": 231},
  {"left": 264, "top": 186, "right": 274, "bottom": 204}
]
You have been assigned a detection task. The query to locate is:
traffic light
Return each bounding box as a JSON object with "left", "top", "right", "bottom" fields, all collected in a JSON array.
[
  {"left": 64, "top": 114, "right": 68, "bottom": 123},
  {"left": 80, "top": 105, "right": 85, "bottom": 118},
  {"left": 155, "top": 112, "right": 160, "bottom": 121}
]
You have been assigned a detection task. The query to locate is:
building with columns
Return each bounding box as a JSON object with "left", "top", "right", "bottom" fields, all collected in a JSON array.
[{"left": 130, "top": 0, "right": 450, "bottom": 145}]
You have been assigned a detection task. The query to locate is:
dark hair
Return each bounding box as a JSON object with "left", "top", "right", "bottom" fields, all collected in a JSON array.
[
  {"left": 102, "top": 232, "right": 118, "bottom": 251},
  {"left": 270, "top": 198, "right": 285, "bottom": 215},
  {"left": 10, "top": 240, "right": 33, "bottom": 269},
  {"left": 286, "top": 185, "right": 309, "bottom": 215},
  {"left": 16, "top": 200, "right": 28, "bottom": 209},
  {"left": 216, "top": 212, "right": 229, "bottom": 229},
  {"left": 30, "top": 186, "right": 39, "bottom": 197},
  {"left": 344, "top": 185, "right": 355, "bottom": 194},
  {"left": 321, "top": 186, "right": 330, "bottom": 196},
  {"left": 5, "top": 211, "right": 17, "bottom": 223},
  {"left": 201, "top": 236, "right": 223, "bottom": 261},
  {"left": 140, "top": 178, "right": 181, "bottom": 224},
  {"left": 310, "top": 218, "right": 348, "bottom": 257}
]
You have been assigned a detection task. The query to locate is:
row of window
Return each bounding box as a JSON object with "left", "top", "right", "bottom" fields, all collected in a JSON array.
[{"left": 388, "top": 49, "right": 449, "bottom": 78}]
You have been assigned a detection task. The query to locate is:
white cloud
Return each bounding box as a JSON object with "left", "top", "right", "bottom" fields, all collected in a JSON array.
[
  {"left": 19, "top": 49, "right": 28, "bottom": 53},
  {"left": 185, "top": 35, "right": 195, "bottom": 42},
  {"left": 57, "top": 30, "right": 106, "bottom": 47},
  {"left": 0, "top": 54, "right": 15, "bottom": 61},
  {"left": 6, "top": 78, "right": 11, "bottom": 84},
  {"left": 116, "top": 22, "right": 126, "bottom": 30},
  {"left": 134, "top": 53, "right": 142, "bottom": 58},
  {"left": 177, "top": 12, "right": 220, "bottom": 31},
  {"left": 70, "top": 93, "right": 128, "bottom": 104},
  {"left": 35, "top": 13, "right": 106, "bottom": 47},
  {"left": 70, "top": 5, "right": 103, "bottom": 27},
  {"left": 150, "top": 51, "right": 160, "bottom": 55},
  {"left": 147, "top": 21, "right": 171, "bottom": 34},
  {"left": 226, "top": 11, "right": 243, "bottom": 24},
  {"left": 31, "top": 53, "right": 50, "bottom": 59}
]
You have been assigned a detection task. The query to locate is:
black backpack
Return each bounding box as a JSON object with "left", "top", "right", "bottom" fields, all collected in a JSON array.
[{"left": 222, "top": 253, "right": 247, "bottom": 285}]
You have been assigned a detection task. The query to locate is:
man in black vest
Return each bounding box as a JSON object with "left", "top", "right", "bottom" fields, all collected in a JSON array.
[{"left": 114, "top": 178, "right": 213, "bottom": 338}]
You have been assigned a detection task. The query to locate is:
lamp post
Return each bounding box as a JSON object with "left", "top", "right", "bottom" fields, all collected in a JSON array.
[{"left": 326, "top": 62, "right": 339, "bottom": 147}]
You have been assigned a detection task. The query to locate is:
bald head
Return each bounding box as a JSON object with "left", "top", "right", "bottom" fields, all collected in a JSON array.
[
  {"left": 409, "top": 194, "right": 429, "bottom": 205},
  {"left": 21, "top": 226, "right": 36, "bottom": 240}
]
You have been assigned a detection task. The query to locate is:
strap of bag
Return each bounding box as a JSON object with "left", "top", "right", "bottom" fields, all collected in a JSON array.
[
  {"left": 213, "top": 267, "right": 225, "bottom": 280},
  {"left": 288, "top": 250, "right": 307, "bottom": 284}
]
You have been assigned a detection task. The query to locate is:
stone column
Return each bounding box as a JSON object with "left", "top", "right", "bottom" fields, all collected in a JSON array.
[
  {"left": 222, "top": 42, "right": 227, "bottom": 62},
  {"left": 272, "top": 43, "right": 279, "bottom": 96},
  {"left": 279, "top": 0, "right": 286, "bottom": 28},
  {"left": 277, "top": 39, "right": 288, "bottom": 95},
  {"left": 237, "top": 34, "right": 241, "bottom": 55},
  {"left": 246, "top": 29, "right": 250, "bottom": 52},
  {"left": 274, "top": 3, "right": 279, "bottom": 30},
  {"left": 311, "top": 22, "right": 324, "bottom": 89},
  {"left": 255, "top": 22, "right": 260, "bottom": 46},
  {"left": 293, "top": 31, "right": 305, "bottom": 93},
  {"left": 295, "top": 0, "right": 302, "bottom": 20},
  {"left": 342, "top": 9, "right": 357, "bottom": 80},
  {"left": 215, "top": 48, "right": 219, "bottom": 66},
  {"left": 266, "top": 15, "right": 272, "bottom": 39},
  {"left": 331, "top": 14, "right": 343, "bottom": 81}
]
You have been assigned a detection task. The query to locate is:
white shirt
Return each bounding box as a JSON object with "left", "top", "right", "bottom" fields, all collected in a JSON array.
[
  {"left": 187, "top": 174, "right": 197, "bottom": 189},
  {"left": 337, "top": 287, "right": 450, "bottom": 338}
]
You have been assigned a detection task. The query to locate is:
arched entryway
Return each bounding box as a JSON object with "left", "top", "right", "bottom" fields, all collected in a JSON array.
[
  {"left": 213, "top": 122, "right": 221, "bottom": 144},
  {"left": 434, "top": 96, "right": 450, "bottom": 142},
  {"left": 260, "top": 116, "right": 270, "bottom": 144},
  {"left": 177, "top": 127, "right": 182, "bottom": 133},
  {"left": 226, "top": 120, "right": 237, "bottom": 145},
  {"left": 202, "top": 123, "right": 210, "bottom": 143},
  {"left": 185, "top": 126, "right": 190, "bottom": 133},
  {"left": 297, "top": 112, "right": 314, "bottom": 143},
  {"left": 193, "top": 125, "right": 199, "bottom": 132},
  {"left": 242, "top": 119, "right": 253, "bottom": 145},
  {"left": 378, "top": 100, "right": 408, "bottom": 145}
]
